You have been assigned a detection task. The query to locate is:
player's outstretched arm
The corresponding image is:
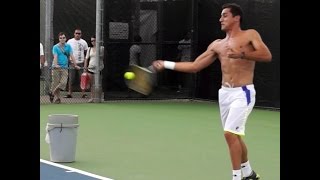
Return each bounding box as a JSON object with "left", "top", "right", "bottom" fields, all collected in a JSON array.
[{"left": 153, "top": 41, "right": 218, "bottom": 73}]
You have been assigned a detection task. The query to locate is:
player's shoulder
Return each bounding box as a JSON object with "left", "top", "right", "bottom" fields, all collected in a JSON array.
[
  {"left": 207, "top": 39, "right": 222, "bottom": 51},
  {"left": 210, "top": 39, "right": 223, "bottom": 46},
  {"left": 244, "top": 29, "right": 260, "bottom": 35},
  {"left": 243, "top": 29, "right": 262, "bottom": 40},
  {"left": 213, "top": 39, "right": 223, "bottom": 42}
]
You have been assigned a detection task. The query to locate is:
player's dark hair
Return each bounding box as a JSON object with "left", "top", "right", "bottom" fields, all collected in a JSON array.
[{"left": 222, "top": 3, "right": 243, "bottom": 24}]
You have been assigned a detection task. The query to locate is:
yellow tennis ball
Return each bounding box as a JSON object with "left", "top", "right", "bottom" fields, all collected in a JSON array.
[{"left": 124, "top": 72, "right": 135, "bottom": 80}]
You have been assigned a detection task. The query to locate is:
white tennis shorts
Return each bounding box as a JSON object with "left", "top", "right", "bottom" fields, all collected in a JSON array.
[{"left": 218, "top": 84, "right": 256, "bottom": 136}]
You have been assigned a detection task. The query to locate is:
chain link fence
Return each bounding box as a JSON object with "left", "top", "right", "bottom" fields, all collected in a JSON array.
[
  {"left": 40, "top": 67, "right": 99, "bottom": 104},
  {"left": 41, "top": 0, "right": 280, "bottom": 109}
]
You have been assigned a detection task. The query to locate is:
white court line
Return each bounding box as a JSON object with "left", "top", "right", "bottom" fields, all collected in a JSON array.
[{"left": 40, "top": 159, "right": 114, "bottom": 180}]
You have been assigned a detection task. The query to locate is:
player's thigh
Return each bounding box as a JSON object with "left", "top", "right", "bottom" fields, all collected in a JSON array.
[
  {"left": 224, "top": 98, "right": 255, "bottom": 134},
  {"left": 218, "top": 88, "right": 230, "bottom": 126}
]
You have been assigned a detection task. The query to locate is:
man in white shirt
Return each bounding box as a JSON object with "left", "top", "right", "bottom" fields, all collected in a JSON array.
[
  {"left": 65, "top": 29, "right": 89, "bottom": 98},
  {"left": 129, "top": 35, "right": 142, "bottom": 66}
]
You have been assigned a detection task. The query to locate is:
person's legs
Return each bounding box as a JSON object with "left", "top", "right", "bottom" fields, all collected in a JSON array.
[
  {"left": 51, "top": 69, "right": 68, "bottom": 103},
  {"left": 240, "top": 137, "right": 260, "bottom": 180},
  {"left": 51, "top": 69, "right": 62, "bottom": 102},
  {"left": 237, "top": 85, "right": 259, "bottom": 179},
  {"left": 49, "top": 69, "right": 59, "bottom": 103},
  {"left": 224, "top": 103, "right": 247, "bottom": 174},
  {"left": 239, "top": 137, "right": 248, "bottom": 163},
  {"left": 239, "top": 137, "right": 253, "bottom": 177},
  {"left": 66, "top": 68, "right": 76, "bottom": 97},
  {"left": 224, "top": 132, "right": 242, "bottom": 170},
  {"left": 224, "top": 131, "right": 242, "bottom": 180},
  {"left": 57, "top": 69, "right": 68, "bottom": 101},
  {"left": 219, "top": 87, "right": 241, "bottom": 180},
  {"left": 224, "top": 133, "right": 259, "bottom": 180},
  {"left": 224, "top": 111, "right": 248, "bottom": 180},
  {"left": 219, "top": 85, "right": 258, "bottom": 180},
  {"left": 88, "top": 72, "right": 94, "bottom": 102},
  {"left": 41, "top": 66, "right": 51, "bottom": 94}
]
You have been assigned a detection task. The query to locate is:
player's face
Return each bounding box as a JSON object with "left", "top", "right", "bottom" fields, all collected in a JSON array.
[{"left": 219, "top": 8, "right": 237, "bottom": 31}]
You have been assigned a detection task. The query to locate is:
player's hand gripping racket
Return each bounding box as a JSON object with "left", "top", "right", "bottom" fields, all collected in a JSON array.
[{"left": 125, "top": 65, "right": 155, "bottom": 96}]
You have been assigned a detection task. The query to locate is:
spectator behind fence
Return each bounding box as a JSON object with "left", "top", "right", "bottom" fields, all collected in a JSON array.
[
  {"left": 177, "top": 32, "right": 191, "bottom": 62},
  {"left": 49, "top": 32, "right": 80, "bottom": 104},
  {"left": 127, "top": 35, "right": 156, "bottom": 98},
  {"left": 84, "top": 35, "right": 104, "bottom": 103},
  {"left": 152, "top": 3, "right": 272, "bottom": 180},
  {"left": 129, "top": 35, "right": 142, "bottom": 66},
  {"left": 65, "top": 28, "right": 89, "bottom": 98},
  {"left": 127, "top": 35, "right": 142, "bottom": 97},
  {"left": 176, "top": 32, "right": 191, "bottom": 92},
  {"left": 129, "top": 35, "right": 156, "bottom": 73}
]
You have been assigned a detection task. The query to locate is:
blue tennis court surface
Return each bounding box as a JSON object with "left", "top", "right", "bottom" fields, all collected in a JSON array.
[{"left": 40, "top": 159, "right": 113, "bottom": 180}]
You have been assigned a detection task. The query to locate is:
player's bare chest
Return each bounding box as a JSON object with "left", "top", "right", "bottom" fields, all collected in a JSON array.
[{"left": 215, "top": 38, "right": 249, "bottom": 54}]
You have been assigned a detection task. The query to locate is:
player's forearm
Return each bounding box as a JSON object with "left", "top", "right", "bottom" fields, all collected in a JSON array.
[
  {"left": 163, "top": 53, "right": 214, "bottom": 73},
  {"left": 162, "top": 60, "right": 203, "bottom": 73},
  {"left": 243, "top": 50, "right": 272, "bottom": 62},
  {"left": 173, "top": 62, "right": 198, "bottom": 73}
]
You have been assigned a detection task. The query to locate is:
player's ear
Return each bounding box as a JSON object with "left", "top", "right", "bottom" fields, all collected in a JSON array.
[{"left": 235, "top": 15, "right": 240, "bottom": 22}]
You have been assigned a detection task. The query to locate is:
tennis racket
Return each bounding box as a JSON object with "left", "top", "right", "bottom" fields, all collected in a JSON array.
[{"left": 125, "top": 65, "right": 155, "bottom": 96}]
